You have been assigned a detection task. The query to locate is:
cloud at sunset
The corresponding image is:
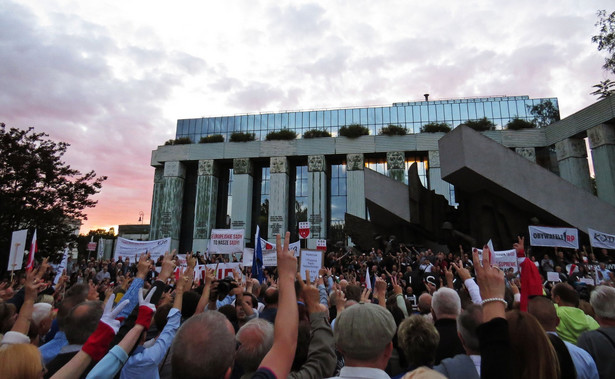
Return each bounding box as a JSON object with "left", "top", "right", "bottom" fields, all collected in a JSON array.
[{"left": 1, "top": 0, "right": 612, "bottom": 233}]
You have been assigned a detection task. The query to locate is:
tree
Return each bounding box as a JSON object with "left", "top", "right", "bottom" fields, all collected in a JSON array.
[
  {"left": 593, "top": 10, "right": 615, "bottom": 74},
  {"left": 591, "top": 10, "right": 615, "bottom": 98},
  {"left": 591, "top": 79, "right": 615, "bottom": 99},
  {"left": 527, "top": 100, "right": 560, "bottom": 127},
  {"left": 506, "top": 117, "right": 536, "bottom": 130},
  {"left": 0, "top": 124, "right": 106, "bottom": 270}
]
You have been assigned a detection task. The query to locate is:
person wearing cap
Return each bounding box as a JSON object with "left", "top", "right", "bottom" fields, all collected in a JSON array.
[{"left": 328, "top": 302, "right": 397, "bottom": 379}]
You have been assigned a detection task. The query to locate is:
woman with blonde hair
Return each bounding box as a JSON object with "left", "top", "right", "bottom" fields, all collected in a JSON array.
[
  {"left": 0, "top": 343, "right": 45, "bottom": 378},
  {"left": 506, "top": 309, "right": 560, "bottom": 379}
]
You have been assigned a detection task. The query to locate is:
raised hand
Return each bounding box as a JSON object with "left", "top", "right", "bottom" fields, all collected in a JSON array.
[{"left": 159, "top": 251, "right": 176, "bottom": 283}]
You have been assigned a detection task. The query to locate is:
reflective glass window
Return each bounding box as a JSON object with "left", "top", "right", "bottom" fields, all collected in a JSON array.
[
  {"left": 468, "top": 104, "right": 477, "bottom": 120},
  {"left": 383, "top": 108, "right": 391, "bottom": 124},
  {"left": 338, "top": 110, "right": 345, "bottom": 125},
  {"left": 274, "top": 113, "right": 282, "bottom": 128},
  {"left": 509, "top": 101, "right": 518, "bottom": 118},
  {"left": 435, "top": 104, "right": 444, "bottom": 121},
  {"left": 324, "top": 110, "right": 331, "bottom": 127},
  {"left": 281, "top": 113, "right": 288, "bottom": 128},
  {"left": 351, "top": 109, "right": 359, "bottom": 124},
  {"left": 302, "top": 112, "right": 310, "bottom": 128},
  {"left": 444, "top": 104, "right": 453, "bottom": 120},
  {"left": 460, "top": 103, "right": 469, "bottom": 121},
  {"left": 317, "top": 111, "right": 324, "bottom": 127},
  {"left": 420, "top": 105, "right": 428, "bottom": 122},
  {"left": 500, "top": 102, "right": 509, "bottom": 118},
  {"left": 475, "top": 103, "right": 485, "bottom": 119}
]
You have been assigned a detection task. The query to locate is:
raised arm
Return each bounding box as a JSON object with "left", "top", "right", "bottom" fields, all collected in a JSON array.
[{"left": 257, "top": 232, "right": 298, "bottom": 378}]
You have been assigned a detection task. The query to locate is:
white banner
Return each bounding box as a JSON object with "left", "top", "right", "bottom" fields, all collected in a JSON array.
[
  {"left": 529, "top": 226, "right": 579, "bottom": 249},
  {"left": 207, "top": 229, "right": 245, "bottom": 254},
  {"left": 114, "top": 237, "right": 171, "bottom": 261},
  {"left": 166, "top": 263, "right": 243, "bottom": 283},
  {"left": 299, "top": 250, "right": 323, "bottom": 281},
  {"left": 474, "top": 248, "right": 519, "bottom": 273},
  {"left": 54, "top": 248, "right": 70, "bottom": 285},
  {"left": 243, "top": 248, "right": 278, "bottom": 267},
  {"left": 546, "top": 272, "right": 561, "bottom": 282},
  {"left": 8, "top": 229, "right": 27, "bottom": 271},
  {"left": 97, "top": 238, "right": 105, "bottom": 259},
  {"left": 588, "top": 228, "right": 615, "bottom": 250}
]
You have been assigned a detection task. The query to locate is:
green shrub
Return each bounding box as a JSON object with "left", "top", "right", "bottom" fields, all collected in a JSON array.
[
  {"left": 199, "top": 134, "right": 224, "bottom": 143},
  {"left": 230, "top": 132, "right": 256, "bottom": 142},
  {"left": 379, "top": 124, "right": 407, "bottom": 136},
  {"left": 339, "top": 124, "right": 370, "bottom": 138},
  {"left": 303, "top": 129, "right": 332, "bottom": 138},
  {"left": 421, "top": 122, "right": 451, "bottom": 133},
  {"left": 265, "top": 129, "right": 298, "bottom": 141},
  {"left": 164, "top": 137, "right": 192, "bottom": 145},
  {"left": 461, "top": 117, "right": 496, "bottom": 131},
  {"left": 506, "top": 117, "right": 536, "bottom": 130}
]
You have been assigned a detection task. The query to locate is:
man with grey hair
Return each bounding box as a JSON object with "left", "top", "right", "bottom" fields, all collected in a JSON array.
[
  {"left": 236, "top": 318, "right": 275, "bottom": 378},
  {"left": 433, "top": 304, "right": 482, "bottom": 379},
  {"left": 329, "top": 302, "right": 397, "bottom": 379},
  {"left": 431, "top": 287, "right": 464, "bottom": 364},
  {"left": 577, "top": 286, "right": 615, "bottom": 379}
]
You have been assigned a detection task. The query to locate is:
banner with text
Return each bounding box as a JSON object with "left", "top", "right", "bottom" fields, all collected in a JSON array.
[
  {"left": 474, "top": 248, "right": 519, "bottom": 272},
  {"left": 54, "top": 248, "right": 70, "bottom": 285},
  {"left": 529, "top": 226, "right": 579, "bottom": 249},
  {"left": 588, "top": 228, "right": 615, "bottom": 250},
  {"left": 207, "top": 229, "right": 245, "bottom": 254},
  {"left": 8, "top": 229, "right": 27, "bottom": 271},
  {"left": 114, "top": 237, "right": 171, "bottom": 261},
  {"left": 299, "top": 250, "right": 324, "bottom": 281},
  {"left": 243, "top": 248, "right": 278, "bottom": 267}
]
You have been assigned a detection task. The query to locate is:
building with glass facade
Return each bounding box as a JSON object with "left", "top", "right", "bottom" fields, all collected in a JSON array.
[{"left": 150, "top": 95, "right": 563, "bottom": 253}]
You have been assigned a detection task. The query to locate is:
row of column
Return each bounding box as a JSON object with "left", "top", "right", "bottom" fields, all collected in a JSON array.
[
  {"left": 149, "top": 151, "right": 449, "bottom": 250},
  {"left": 552, "top": 123, "right": 615, "bottom": 206}
]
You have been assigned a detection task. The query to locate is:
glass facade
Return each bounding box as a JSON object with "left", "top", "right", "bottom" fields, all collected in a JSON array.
[{"left": 175, "top": 96, "right": 559, "bottom": 141}]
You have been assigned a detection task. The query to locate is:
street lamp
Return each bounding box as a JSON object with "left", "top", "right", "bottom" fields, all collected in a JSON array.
[{"left": 138, "top": 211, "right": 144, "bottom": 224}]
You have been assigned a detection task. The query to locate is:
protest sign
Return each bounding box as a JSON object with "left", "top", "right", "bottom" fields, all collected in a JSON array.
[
  {"left": 114, "top": 237, "right": 171, "bottom": 261},
  {"left": 54, "top": 248, "right": 70, "bottom": 285},
  {"left": 207, "top": 229, "right": 245, "bottom": 254},
  {"left": 546, "top": 272, "right": 561, "bottom": 282},
  {"left": 588, "top": 228, "right": 615, "bottom": 250},
  {"left": 8, "top": 229, "right": 27, "bottom": 271},
  {"left": 528, "top": 226, "right": 579, "bottom": 249},
  {"left": 299, "top": 250, "right": 323, "bottom": 281},
  {"left": 243, "top": 248, "right": 277, "bottom": 267},
  {"left": 579, "top": 278, "right": 596, "bottom": 286},
  {"left": 474, "top": 248, "right": 519, "bottom": 273}
]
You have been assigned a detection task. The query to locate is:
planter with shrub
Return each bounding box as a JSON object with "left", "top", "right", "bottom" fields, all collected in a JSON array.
[
  {"left": 230, "top": 132, "right": 256, "bottom": 142},
  {"left": 461, "top": 117, "right": 496, "bottom": 131},
  {"left": 338, "top": 124, "right": 370, "bottom": 138},
  {"left": 266, "top": 129, "right": 298, "bottom": 141},
  {"left": 506, "top": 117, "right": 536, "bottom": 130},
  {"left": 379, "top": 124, "right": 407, "bottom": 136},
  {"left": 421, "top": 122, "right": 451, "bottom": 133},
  {"left": 199, "top": 134, "right": 225, "bottom": 143},
  {"left": 164, "top": 137, "right": 192, "bottom": 145},
  {"left": 303, "top": 129, "right": 332, "bottom": 138}
]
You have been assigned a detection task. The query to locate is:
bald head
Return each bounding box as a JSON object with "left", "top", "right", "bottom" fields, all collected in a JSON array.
[
  {"left": 418, "top": 293, "right": 432, "bottom": 315},
  {"left": 528, "top": 296, "right": 559, "bottom": 331}
]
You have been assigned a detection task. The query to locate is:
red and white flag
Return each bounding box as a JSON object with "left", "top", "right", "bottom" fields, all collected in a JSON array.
[{"left": 26, "top": 229, "right": 37, "bottom": 270}]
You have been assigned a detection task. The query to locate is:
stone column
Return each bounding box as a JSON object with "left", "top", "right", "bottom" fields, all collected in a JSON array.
[
  {"left": 515, "top": 147, "right": 537, "bottom": 163},
  {"left": 231, "top": 158, "right": 253, "bottom": 245},
  {"left": 149, "top": 166, "right": 164, "bottom": 240},
  {"left": 428, "top": 150, "right": 452, "bottom": 203},
  {"left": 192, "top": 160, "right": 219, "bottom": 253},
  {"left": 307, "top": 155, "right": 327, "bottom": 249},
  {"left": 268, "top": 157, "right": 289, "bottom": 239},
  {"left": 588, "top": 123, "right": 615, "bottom": 206},
  {"left": 159, "top": 161, "right": 186, "bottom": 251},
  {"left": 555, "top": 138, "right": 592, "bottom": 192},
  {"left": 387, "top": 151, "right": 405, "bottom": 182},
  {"left": 346, "top": 153, "right": 366, "bottom": 219}
]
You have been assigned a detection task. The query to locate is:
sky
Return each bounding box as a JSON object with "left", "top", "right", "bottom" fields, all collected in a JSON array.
[{"left": 1, "top": 0, "right": 613, "bottom": 234}]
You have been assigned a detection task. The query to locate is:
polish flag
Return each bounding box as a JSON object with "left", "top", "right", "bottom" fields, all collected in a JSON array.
[{"left": 26, "top": 230, "right": 37, "bottom": 270}]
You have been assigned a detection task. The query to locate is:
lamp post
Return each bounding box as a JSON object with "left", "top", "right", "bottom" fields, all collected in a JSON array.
[{"left": 138, "top": 211, "right": 144, "bottom": 224}]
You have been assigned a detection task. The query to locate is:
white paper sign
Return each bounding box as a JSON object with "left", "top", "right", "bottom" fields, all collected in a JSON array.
[
  {"left": 299, "top": 250, "right": 323, "bottom": 281},
  {"left": 547, "top": 272, "right": 561, "bottom": 282},
  {"left": 242, "top": 248, "right": 278, "bottom": 267},
  {"left": 473, "top": 248, "right": 519, "bottom": 273},
  {"left": 588, "top": 228, "right": 615, "bottom": 250},
  {"left": 207, "top": 229, "right": 245, "bottom": 254},
  {"left": 8, "top": 229, "right": 27, "bottom": 271},
  {"left": 580, "top": 278, "right": 596, "bottom": 285},
  {"left": 114, "top": 237, "right": 171, "bottom": 261},
  {"left": 529, "top": 226, "right": 579, "bottom": 249},
  {"left": 54, "top": 248, "right": 70, "bottom": 285}
]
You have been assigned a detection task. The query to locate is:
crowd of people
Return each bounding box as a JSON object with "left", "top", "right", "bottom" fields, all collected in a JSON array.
[{"left": 1, "top": 232, "right": 614, "bottom": 379}]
